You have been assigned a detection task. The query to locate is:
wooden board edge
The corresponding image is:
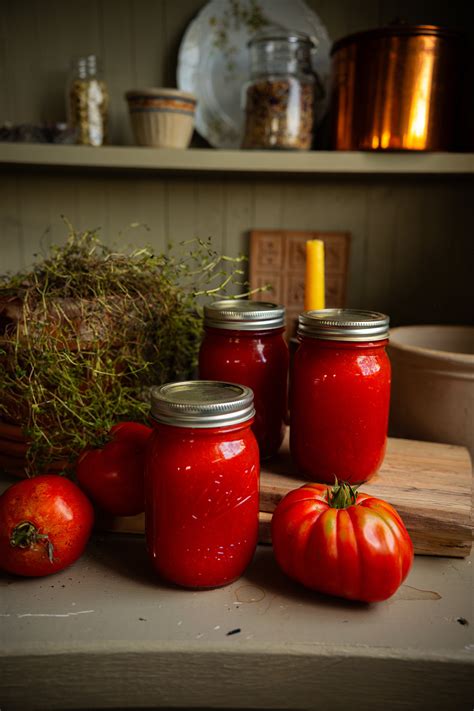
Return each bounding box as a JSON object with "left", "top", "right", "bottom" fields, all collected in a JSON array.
[
  {"left": 96, "top": 510, "right": 472, "bottom": 558},
  {"left": 257, "top": 511, "right": 472, "bottom": 558}
]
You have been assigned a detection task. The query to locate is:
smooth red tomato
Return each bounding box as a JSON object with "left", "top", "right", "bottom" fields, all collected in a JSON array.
[
  {"left": 0, "top": 475, "right": 94, "bottom": 577},
  {"left": 271, "top": 481, "right": 414, "bottom": 603},
  {"left": 76, "top": 421, "right": 152, "bottom": 516}
]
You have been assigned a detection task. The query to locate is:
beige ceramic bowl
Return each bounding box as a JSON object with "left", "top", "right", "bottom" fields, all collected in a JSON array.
[
  {"left": 388, "top": 325, "right": 474, "bottom": 456},
  {"left": 125, "top": 88, "right": 196, "bottom": 148}
]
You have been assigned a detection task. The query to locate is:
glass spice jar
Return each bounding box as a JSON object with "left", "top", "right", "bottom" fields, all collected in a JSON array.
[
  {"left": 67, "top": 55, "right": 109, "bottom": 146},
  {"left": 290, "top": 309, "right": 391, "bottom": 485},
  {"left": 242, "top": 31, "right": 316, "bottom": 150},
  {"left": 145, "top": 381, "right": 259, "bottom": 589},
  {"left": 199, "top": 301, "right": 289, "bottom": 460}
]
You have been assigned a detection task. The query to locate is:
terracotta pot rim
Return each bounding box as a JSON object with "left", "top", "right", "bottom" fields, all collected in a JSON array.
[{"left": 389, "top": 325, "right": 474, "bottom": 364}]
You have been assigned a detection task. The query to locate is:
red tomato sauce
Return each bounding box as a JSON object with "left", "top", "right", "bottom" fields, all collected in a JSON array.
[
  {"left": 290, "top": 337, "right": 391, "bottom": 484},
  {"left": 199, "top": 326, "right": 289, "bottom": 459},
  {"left": 146, "top": 420, "right": 259, "bottom": 588}
]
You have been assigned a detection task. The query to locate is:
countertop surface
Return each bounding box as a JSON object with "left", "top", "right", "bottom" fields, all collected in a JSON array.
[{"left": 1, "top": 532, "right": 473, "bottom": 710}]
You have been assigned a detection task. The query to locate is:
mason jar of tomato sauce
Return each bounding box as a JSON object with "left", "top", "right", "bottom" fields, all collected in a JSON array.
[
  {"left": 291, "top": 309, "right": 391, "bottom": 484},
  {"left": 199, "top": 300, "right": 289, "bottom": 459},
  {"left": 145, "top": 380, "right": 259, "bottom": 588}
]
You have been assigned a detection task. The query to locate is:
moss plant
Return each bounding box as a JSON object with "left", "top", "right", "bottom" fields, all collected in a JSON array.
[{"left": 0, "top": 226, "right": 252, "bottom": 475}]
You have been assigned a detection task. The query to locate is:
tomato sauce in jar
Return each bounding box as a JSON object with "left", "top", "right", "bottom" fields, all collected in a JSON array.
[
  {"left": 145, "top": 381, "right": 259, "bottom": 588},
  {"left": 290, "top": 309, "right": 391, "bottom": 484},
  {"left": 199, "top": 300, "right": 289, "bottom": 459}
]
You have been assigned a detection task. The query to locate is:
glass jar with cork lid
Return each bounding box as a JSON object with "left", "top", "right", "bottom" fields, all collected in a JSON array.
[
  {"left": 67, "top": 55, "right": 109, "bottom": 146},
  {"left": 242, "top": 30, "right": 316, "bottom": 150}
]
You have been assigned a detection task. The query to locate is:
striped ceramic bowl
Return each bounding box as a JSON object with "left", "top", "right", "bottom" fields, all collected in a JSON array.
[{"left": 125, "top": 88, "right": 197, "bottom": 148}]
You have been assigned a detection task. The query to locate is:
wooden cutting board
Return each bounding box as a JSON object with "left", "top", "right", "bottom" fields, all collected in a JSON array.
[
  {"left": 257, "top": 433, "right": 472, "bottom": 558},
  {"left": 101, "top": 434, "right": 472, "bottom": 558}
]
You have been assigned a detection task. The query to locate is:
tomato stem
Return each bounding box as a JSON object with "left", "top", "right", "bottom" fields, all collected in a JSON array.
[
  {"left": 10, "top": 521, "right": 55, "bottom": 563},
  {"left": 326, "top": 478, "right": 359, "bottom": 509}
]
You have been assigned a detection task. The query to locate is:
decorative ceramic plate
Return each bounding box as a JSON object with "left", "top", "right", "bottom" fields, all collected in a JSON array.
[{"left": 177, "top": 0, "right": 331, "bottom": 149}]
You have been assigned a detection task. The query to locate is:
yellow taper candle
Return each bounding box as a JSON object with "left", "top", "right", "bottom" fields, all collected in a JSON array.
[{"left": 304, "top": 239, "right": 325, "bottom": 310}]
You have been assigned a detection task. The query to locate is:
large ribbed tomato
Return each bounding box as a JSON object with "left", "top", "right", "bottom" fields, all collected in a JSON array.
[{"left": 271, "top": 481, "right": 414, "bottom": 603}]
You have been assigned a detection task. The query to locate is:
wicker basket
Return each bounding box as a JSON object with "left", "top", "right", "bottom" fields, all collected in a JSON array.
[
  {"left": 0, "top": 293, "right": 144, "bottom": 478},
  {"left": 0, "top": 420, "right": 70, "bottom": 478}
]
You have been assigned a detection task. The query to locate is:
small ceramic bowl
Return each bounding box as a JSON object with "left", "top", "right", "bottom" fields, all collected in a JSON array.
[
  {"left": 125, "top": 88, "right": 196, "bottom": 148},
  {"left": 388, "top": 325, "right": 474, "bottom": 456}
]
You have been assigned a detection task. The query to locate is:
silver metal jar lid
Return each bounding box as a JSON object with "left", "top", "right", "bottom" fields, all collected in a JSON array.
[
  {"left": 203, "top": 300, "right": 285, "bottom": 331},
  {"left": 150, "top": 381, "right": 255, "bottom": 428},
  {"left": 298, "top": 309, "right": 390, "bottom": 342}
]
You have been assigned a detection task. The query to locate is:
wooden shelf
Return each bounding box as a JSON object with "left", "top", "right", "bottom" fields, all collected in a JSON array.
[{"left": 1, "top": 143, "right": 474, "bottom": 176}]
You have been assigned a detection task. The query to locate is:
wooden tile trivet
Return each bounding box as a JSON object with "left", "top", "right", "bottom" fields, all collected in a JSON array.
[{"left": 249, "top": 230, "right": 350, "bottom": 339}]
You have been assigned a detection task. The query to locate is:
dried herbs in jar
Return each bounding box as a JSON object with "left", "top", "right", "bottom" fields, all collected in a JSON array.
[
  {"left": 242, "top": 31, "right": 315, "bottom": 150},
  {"left": 67, "top": 55, "right": 109, "bottom": 146}
]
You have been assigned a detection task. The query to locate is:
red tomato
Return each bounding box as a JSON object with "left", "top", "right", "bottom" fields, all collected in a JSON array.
[
  {"left": 0, "top": 475, "right": 94, "bottom": 577},
  {"left": 271, "top": 480, "right": 414, "bottom": 603},
  {"left": 76, "top": 421, "right": 152, "bottom": 516}
]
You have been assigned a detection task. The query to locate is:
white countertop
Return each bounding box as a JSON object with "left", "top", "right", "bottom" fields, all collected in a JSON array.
[{"left": 1, "top": 531, "right": 472, "bottom": 710}]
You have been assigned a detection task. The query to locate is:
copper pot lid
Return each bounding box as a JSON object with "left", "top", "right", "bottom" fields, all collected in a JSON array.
[{"left": 331, "top": 24, "right": 465, "bottom": 54}]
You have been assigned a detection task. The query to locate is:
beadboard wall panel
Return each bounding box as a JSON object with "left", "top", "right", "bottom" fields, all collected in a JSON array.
[
  {"left": 1, "top": 170, "right": 472, "bottom": 327},
  {"left": 1, "top": 0, "right": 470, "bottom": 143},
  {"left": 1, "top": 0, "right": 473, "bottom": 326}
]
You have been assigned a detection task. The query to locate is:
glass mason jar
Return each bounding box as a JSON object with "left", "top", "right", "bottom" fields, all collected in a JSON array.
[
  {"left": 145, "top": 381, "right": 259, "bottom": 589},
  {"left": 67, "top": 55, "right": 109, "bottom": 146},
  {"left": 290, "top": 309, "right": 391, "bottom": 484},
  {"left": 242, "top": 31, "right": 315, "bottom": 150},
  {"left": 199, "top": 301, "right": 289, "bottom": 460}
]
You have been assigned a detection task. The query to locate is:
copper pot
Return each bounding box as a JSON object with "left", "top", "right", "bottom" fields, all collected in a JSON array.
[{"left": 330, "top": 24, "right": 466, "bottom": 151}]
